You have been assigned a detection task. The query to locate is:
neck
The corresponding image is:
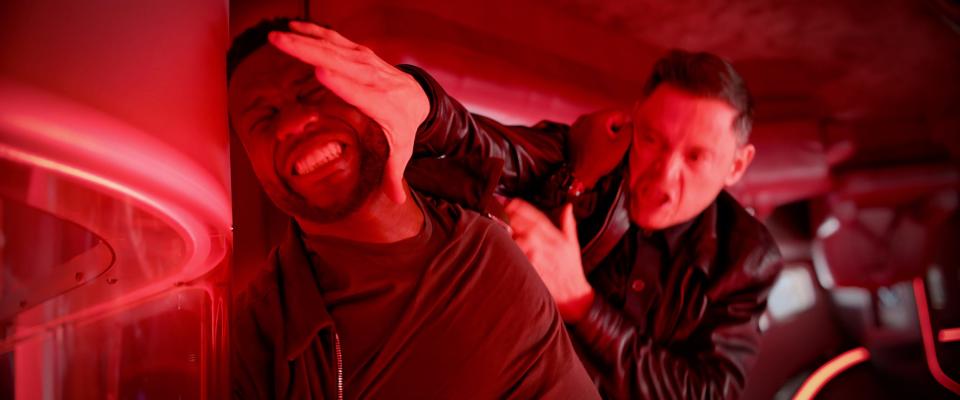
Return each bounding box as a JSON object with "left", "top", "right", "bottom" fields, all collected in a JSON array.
[{"left": 296, "top": 186, "right": 424, "bottom": 243}]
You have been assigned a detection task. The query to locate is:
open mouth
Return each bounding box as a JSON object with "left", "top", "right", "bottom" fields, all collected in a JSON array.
[
  {"left": 292, "top": 141, "right": 346, "bottom": 176},
  {"left": 633, "top": 186, "right": 671, "bottom": 208}
]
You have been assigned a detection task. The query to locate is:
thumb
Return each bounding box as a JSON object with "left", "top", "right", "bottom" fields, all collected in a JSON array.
[
  {"left": 561, "top": 203, "right": 578, "bottom": 243},
  {"left": 383, "top": 162, "right": 407, "bottom": 204}
]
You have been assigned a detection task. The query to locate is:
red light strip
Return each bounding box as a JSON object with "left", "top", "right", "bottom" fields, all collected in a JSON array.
[
  {"left": 913, "top": 278, "right": 960, "bottom": 395},
  {"left": 793, "top": 347, "right": 870, "bottom": 400},
  {"left": 939, "top": 327, "right": 960, "bottom": 343},
  {"left": 791, "top": 347, "right": 870, "bottom": 400},
  {"left": 0, "top": 79, "right": 231, "bottom": 350}
]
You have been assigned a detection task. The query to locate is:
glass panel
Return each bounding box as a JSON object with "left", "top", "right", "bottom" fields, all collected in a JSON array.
[
  {"left": 0, "top": 157, "right": 187, "bottom": 331},
  {"left": 2, "top": 288, "right": 212, "bottom": 399},
  {"left": 1, "top": 195, "right": 115, "bottom": 321}
]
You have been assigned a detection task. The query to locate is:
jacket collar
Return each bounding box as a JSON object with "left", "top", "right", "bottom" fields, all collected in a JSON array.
[
  {"left": 582, "top": 171, "right": 723, "bottom": 277},
  {"left": 633, "top": 200, "right": 718, "bottom": 276},
  {"left": 275, "top": 221, "right": 335, "bottom": 361},
  {"left": 648, "top": 217, "right": 694, "bottom": 256},
  {"left": 682, "top": 198, "right": 718, "bottom": 276}
]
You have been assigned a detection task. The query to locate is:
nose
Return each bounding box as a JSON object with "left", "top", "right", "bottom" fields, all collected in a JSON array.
[
  {"left": 648, "top": 152, "right": 682, "bottom": 188},
  {"left": 276, "top": 106, "right": 319, "bottom": 142}
]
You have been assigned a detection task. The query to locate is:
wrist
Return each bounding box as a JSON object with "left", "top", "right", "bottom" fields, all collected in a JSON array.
[
  {"left": 559, "top": 286, "right": 595, "bottom": 323},
  {"left": 396, "top": 64, "right": 438, "bottom": 138}
]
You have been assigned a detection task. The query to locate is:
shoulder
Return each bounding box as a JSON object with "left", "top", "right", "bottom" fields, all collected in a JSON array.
[
  {"left": 417, "top": 186, "right": 532, "bottom": 248},
  {"left": 233, "top": 251, "right": 282, "bottom": 317},
  {"left": 530, "top": 120, "right": 571, "bottom": 133},
  {"left": 232, "top": 249, "right": 285, "bottom": 356},
  {"left": 419, "top": 191, "right": 532, "bottom": 268},
  {"left": 714, "top": 192, "right": 783, "bottom": 280},
  {"left": 417, "top": 190, "right": 510, "bottom": 234},
  {"left": 416, "top": 191, "right": 466, "bottom": 228},
  {"left": 231, "top": 249, "right": 285, "bottom": 396}
]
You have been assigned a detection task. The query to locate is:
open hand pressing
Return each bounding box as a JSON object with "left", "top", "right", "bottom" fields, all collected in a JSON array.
[{"left": 269, "top": 21, "right": 429, "bottom": 204}]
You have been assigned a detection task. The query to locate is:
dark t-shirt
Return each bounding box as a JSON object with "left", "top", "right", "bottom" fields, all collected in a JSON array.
[
  {"left": 300, "top": 193, "right": 598, "bottom": 399},
  {"left": 303, "top": 194, "right": 445, "bottom": 389}
]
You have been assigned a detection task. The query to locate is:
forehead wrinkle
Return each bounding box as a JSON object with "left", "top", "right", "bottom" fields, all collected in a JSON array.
[
  {"left": 637, "top": 110, "right": 681, "bottom": 149},
  {"left": 233, "top": 47, "right": 306, "bottom": 90}
]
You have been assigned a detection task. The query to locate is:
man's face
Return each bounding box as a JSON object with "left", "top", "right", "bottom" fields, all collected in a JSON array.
[
  {"left": 627, "top": 84, "right": 755, "bottom": 230},
  {"left": 228, "top": 45, "right": 388, "bottom": 222}
]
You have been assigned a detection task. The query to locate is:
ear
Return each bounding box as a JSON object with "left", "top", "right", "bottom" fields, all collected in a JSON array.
[{"left": 724, "top": 143, "right": 755, "bottom": 186}]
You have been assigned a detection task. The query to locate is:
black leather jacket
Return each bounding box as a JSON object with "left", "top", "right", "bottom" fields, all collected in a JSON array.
[{"left": 403, "top": 65, "right": 784, "bottom": 400}]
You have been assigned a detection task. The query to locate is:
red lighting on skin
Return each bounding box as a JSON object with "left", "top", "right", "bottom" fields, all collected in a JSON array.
[
  {"left": 939, "top": 328, "right": 960, "bottom": 343},
  {"left": 913, "top": 278, "right": 960, "bottom": 395},
  {"left": 792, "top": 347, "right": 870, "bottom": 400}
]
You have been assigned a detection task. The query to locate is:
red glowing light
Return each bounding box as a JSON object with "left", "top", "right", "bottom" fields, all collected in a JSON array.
[
  {"left": 938, "top": 327, "right": 960, "bottom": 343},
  {"left": 0, "top": 78, "right": 231, "bottom": 348},
  {"left": 791, "top": 347, "right": 870, "bottom": 400},
  {"left": 913, "top": 278, "right": 960, "bottom": 395}
]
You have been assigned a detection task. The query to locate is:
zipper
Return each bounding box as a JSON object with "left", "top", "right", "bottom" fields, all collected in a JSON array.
[{"left": 335, "top": 333, "right": 343, "bottom": 400}]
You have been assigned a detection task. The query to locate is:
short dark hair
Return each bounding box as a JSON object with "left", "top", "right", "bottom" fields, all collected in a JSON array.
[
  {"left": 227, "top": 17, "right": 312, "bottom": 83},
  {"left": 642, "top": 49, "right": 754, "bottom": 143}
]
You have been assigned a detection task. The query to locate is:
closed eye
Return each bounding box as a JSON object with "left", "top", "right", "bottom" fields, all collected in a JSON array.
[
  {"left": 687, "top": 148, "right": 711, "bottom": 163},
  {"left": 248, "top": 107, "right": 278, "bottom": 132},
  {"left": 298, "top": 85, "right": 328, "bottom": 102}
]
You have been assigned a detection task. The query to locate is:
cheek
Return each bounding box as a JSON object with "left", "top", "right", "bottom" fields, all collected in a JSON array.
[
  {"left": 250, "top": 144, "right": 273, "bottom": 167},
  {"left": 627, "top": 150, "right": 641, "bottom": 181},
  {"left": 683, "top": 181, "right": 713, "bottom": 204},
  {"left": 361, "top": 126, "right": 388, "bottom": 155},
  {"left": 242, "top": 139, "right": 280, "bottom": 178},
  {"left": 628, "top": 147, "right": 654, "bottom": 180},
  {"left": 679, "top": 165, "right": 726, "bottom": 206}
]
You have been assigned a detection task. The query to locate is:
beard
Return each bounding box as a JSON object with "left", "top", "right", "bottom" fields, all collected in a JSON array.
[{"left": 267, "top": 126, "right": 389, "bottom": 223}]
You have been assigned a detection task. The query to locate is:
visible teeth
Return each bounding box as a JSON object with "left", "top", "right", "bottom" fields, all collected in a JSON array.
[{"left": 295, "top": 142, "right": 343, "bottom": 175}]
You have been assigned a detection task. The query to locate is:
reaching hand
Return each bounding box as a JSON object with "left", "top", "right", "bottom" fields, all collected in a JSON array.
[
  {"left": 268, "top": 21, "right": 429, "bottom": 204},
  {"left": 505, "top": 200, "right": 595, "bottom": 322}
]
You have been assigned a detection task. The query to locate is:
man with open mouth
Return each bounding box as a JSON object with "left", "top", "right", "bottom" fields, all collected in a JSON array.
[
  {"left": 227, "top": 18, "right": 598, "bottom": 399},
  {"left": 255, "top": 18, "right": 785, "bottom": 400}
]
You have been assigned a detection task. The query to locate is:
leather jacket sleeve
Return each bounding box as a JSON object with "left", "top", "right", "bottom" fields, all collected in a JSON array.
[
  {"left": 398, "top": 64, "right": 568, "bottom": 198},
  {"left": 397, "top": 63, "right": 783, "bottom": 399},
  {"left": 571, "top": 240, "right": 783, "bottom": 400}
]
